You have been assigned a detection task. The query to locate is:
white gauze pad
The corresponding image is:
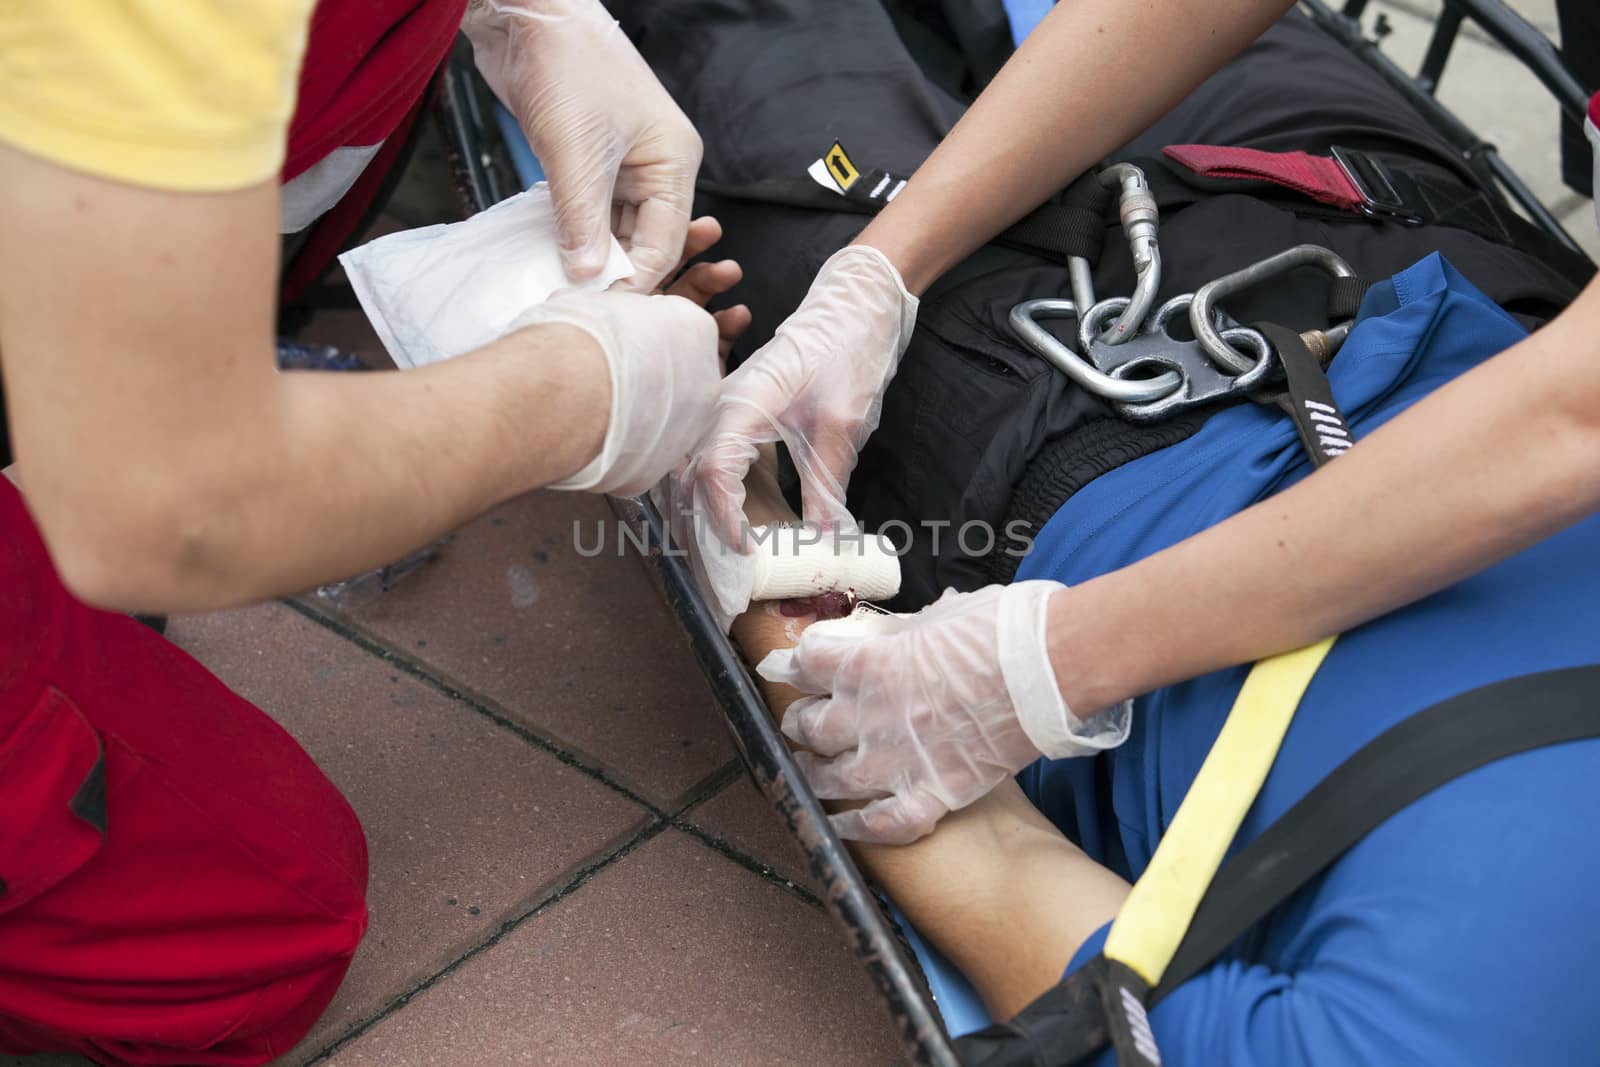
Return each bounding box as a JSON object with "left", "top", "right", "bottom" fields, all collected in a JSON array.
[
  {"left": 747, "top": 525, "right": 901, "bottom": 601},
  {"left": 338, "top": 183, "right": 633, "bottom": 370}
]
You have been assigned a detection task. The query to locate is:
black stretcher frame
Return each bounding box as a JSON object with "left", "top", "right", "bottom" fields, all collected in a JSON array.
[{"left": 428, "top": 6, "right": 1594, "bottom": 1065}]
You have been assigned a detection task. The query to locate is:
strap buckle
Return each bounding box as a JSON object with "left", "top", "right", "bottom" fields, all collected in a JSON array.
[{"left": 1330, "top": 146, "right": 1425, "bottom": 226}]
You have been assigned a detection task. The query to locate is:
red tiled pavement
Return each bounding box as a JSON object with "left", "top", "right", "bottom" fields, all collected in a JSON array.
[
  {"left": 681, "top": 776, "right": 817, "bottom": 891},
  {"left": 321, "top": 831, "right": 903, "bottom": 1067},
  {"left": 313, "top": 490, "right": 737, "bottom": 807},
  {"left": 165, "top": 604, "right": 651, "bottom": 1060}
]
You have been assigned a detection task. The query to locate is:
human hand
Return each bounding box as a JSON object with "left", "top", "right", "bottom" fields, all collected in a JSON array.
[
  {"left": 679, "top": 244, "right": 918, "bottom": 619},
  {"left": 658, "top": 216, "right": 751, "bottom": 361},
  {"left": 509, "top": 288, "right": 719, "bottom": 497},
  {"left": 463, "top": 0, "right": 701, "bottom": 292},
  {"left": 759, "top": 582, "right": 1131, "bottom": 844}
]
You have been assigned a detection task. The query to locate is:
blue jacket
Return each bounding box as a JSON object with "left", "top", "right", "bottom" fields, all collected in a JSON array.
[{"left": 1011, "top": 254, "right": 1600, "bottom": 1065}]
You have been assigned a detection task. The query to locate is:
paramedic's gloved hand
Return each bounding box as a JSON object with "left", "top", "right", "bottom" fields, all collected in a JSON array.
[
  {"left": 462, "top": 0, "right": 701, "bottom": 291},
  {"left": 510, "top": 290, "right": 720, "bottom": 496},
  {"left": 683, "top": 245, "right": 918, "bottom": 619},
  {"left": 760, "top": 582, "right": 1131, "bottom": 845}
]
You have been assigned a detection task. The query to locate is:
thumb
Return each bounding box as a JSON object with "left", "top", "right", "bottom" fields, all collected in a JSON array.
[
  {"left": 545, "top": 143, "right": 621, "bottom": 282},
  {"left": 768, "top": 615, "right": 876, "bottom": 695}
]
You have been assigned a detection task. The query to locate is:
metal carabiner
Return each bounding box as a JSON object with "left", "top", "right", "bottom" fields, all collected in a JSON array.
[
  {"left": 1084, "top": 295, "right": 1276, "bottom": 422},
  {"left": 1096, "top": 163, "right": 1163, "bottom": 345},
  {"left": 1068, "top": 256, "right": 1097, "bottom": 317},
  {"left": 1009, "top": 299, "right": 1183, "bottom": 404},
  {"left": 1190, "top": 245, "right": 1358, "bottom": 374}
]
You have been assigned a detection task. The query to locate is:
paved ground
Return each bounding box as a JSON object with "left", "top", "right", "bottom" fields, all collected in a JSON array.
[{"left": 6, "top": 3, "right": 1591, "bottom": 1066}]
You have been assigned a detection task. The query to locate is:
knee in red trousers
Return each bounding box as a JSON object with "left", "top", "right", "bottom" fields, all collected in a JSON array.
[{"left": 0, "top": 479, "right": 369, "bottom": 1066}]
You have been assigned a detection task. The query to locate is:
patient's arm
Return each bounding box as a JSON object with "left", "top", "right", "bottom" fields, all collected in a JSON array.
[{"left": 730, "top": 449, "right": 1130, "bottom": 1020}]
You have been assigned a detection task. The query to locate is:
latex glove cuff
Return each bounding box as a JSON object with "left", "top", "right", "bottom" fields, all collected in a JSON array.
[
  {"left": 508, "top": 302, "right": 621, "bottom": 492},
  {"left": 997, "top": 582, "right": 1132, "bottom": 759}
]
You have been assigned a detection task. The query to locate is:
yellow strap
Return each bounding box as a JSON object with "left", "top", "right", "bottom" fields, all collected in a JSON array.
[{"left": 1103, "top": 637, "right": 1337, "bottom": 986}]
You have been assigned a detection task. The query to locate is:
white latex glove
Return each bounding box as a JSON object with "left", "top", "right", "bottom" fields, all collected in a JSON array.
[
  {"left": 462, "top": 0, "right": 701, "bottom": 292},
  {"left": 511, "top": 290, "right": 721, "bottom": 496},
  {"left": 680, "top": 244, "right": 918, "bottom": 621},
  {"left": 760, "top": 583, "right": 1132, "bottom": 845}
]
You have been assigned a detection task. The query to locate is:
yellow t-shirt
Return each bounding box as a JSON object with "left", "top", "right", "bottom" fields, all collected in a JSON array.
[{"left": 0, "top": 0, "right": 317, "bottom": 192}]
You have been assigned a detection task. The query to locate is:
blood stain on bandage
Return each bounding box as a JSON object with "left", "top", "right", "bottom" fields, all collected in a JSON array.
[{"left": 779, "top": 591, "right": 856, "bottom": 619}]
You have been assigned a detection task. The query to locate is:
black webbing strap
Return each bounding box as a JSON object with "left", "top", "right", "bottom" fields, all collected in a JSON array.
[
  {"left": 958, "top": 954, "right": 1120, "bottom": 1067},
  {"left": 697, "top": 167, "right": 1113, "bottom": 265},
  {"left": 994, "top": 174, "right": 1115, "bottom": 264},
  {"left": 1255, "top": 322, "right": 1354, "bottom": 469},
  {"left": 954, "top": 665, "right": 1600, "bottom": 1066}
]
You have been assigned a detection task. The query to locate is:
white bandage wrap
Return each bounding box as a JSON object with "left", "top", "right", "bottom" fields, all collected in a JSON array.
[
  {"left": 746, "top": 525, "right": 901, "bottom": 602},
  {"left": 996, "top": 581, "right": 1131, "bottom": 759}
]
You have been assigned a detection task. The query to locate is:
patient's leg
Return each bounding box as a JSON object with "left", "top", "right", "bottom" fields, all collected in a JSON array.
[{"left": 730, "top": 448, "right": 1130, "bottom": 1020}]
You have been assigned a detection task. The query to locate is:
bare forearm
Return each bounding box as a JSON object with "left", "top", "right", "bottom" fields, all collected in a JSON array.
[
  {"left": 30, "top": 324, "right": 607, "bottom": 612},
  {"left": 0, "top": 147, "right": 616, "bottom": 612},
  {"left": 239, "top": 325, "right": 607, "bottom": 602},
  {"left": 1050, "top": 280, "right": 1600, "bottom": 711},
  {"left": 860, "top": 0, "right": 1294, "bottom": 293}
]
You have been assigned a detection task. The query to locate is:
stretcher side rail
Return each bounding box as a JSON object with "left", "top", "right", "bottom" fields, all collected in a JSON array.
[{"left": 1309, "top": 0, "right": 1595, "bottom": 262}]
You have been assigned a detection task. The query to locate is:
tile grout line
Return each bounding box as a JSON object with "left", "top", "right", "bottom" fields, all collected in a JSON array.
[
  {"left": 303, "top": 817, "right": 670, "bottom": 1065},
  {"left": 666, "top": 758, "right": 744, "bottom": 815},
  {"left": 668, "top": 762, "right": 825, "bottom": 910},
  {"left": 283, "top": 597, "right": 669, "bottom": 818},
  {"left": 669, "top": 817, "right": 823, "bottom": 910}
]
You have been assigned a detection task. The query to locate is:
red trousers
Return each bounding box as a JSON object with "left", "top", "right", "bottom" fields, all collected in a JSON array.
[{"left": 0, "top": 479, "right": 368, "bottom": 1065}]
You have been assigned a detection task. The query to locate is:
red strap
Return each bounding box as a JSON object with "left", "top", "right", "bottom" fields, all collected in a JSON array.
[
  {"left": 1588, "top": 90, "right": 1600, "bottom": 132},
  {"left": 1163, "top": 144, "right": 1366, "bottom": 212}
]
